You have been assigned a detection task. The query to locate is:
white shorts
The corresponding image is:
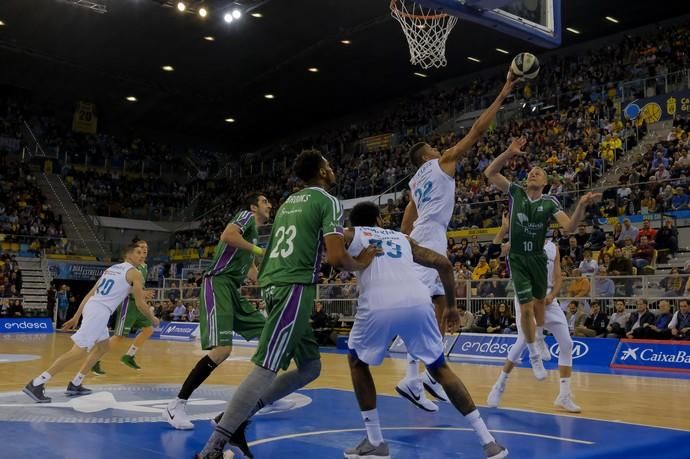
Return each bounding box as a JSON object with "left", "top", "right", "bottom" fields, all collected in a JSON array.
[
  {"left": 348, "top": 304, "right": 444, "bottom": 366},
  {"left": 514, "top": 297, "right": 568, "bottom": 330},
  {"left": 71, "top": 303, "right": 112, "bottom": 351},
  {"left": 410, "top": 226, "right": 446, "bottom": 298}
]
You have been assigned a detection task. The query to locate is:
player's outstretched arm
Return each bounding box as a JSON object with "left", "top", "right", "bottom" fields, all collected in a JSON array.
[
  {"left": 60, "top": 284, "right": 97, "bottom": 330},
  {"left": 221, "top": 222, "right": 264, "bottom": 256},
  {"left": 409, "top": 239, "right": 456, "bottom": 309},
  {"left": 484, "top": 136, "right": 527, "bottom": 193},
  {"left": 439, "top": 73, "right": 517, "bottom": 176},
  {"left": 127, "top": 268, "right": 160, "bottom": 327},
  {"left": 554, "top": 192, "right": 602, "bottom": 233},
  {"left": 400, "top": 199, "right": 417, "bottom": 236},
  {"left": 544, "top": 246, "right": 563, "bottom": 305},
  {"left": 324, "top": 234, "right": 378, "bottom": 272}
]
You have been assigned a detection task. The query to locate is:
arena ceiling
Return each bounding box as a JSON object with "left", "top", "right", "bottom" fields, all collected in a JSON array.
[{"left": 0, "top": 0, "right": 689, "bottom": 150}]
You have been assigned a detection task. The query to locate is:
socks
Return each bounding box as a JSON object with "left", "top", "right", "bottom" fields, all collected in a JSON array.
[
  {"left": 497, "top": 371, "right": 509, "bottom": 387},
  {"left": 526, "top": 341, "right": 539, "bottom": 358},
  {"left": 559, "top": 377, "right": 571, "bottom": 397},
  {"left": 465, "top": 409, "right": 495, "bottom": 446},
  {"left": 405, "top": 355, "right": 420, "bottom": 381},
  {"left": 33, "top": 372, "right": 51, "bottom": 387},
  {"left": 72, "top": 373, "right": 85, "bottom": 387},
  {"left": 126, "top": 345, "right": 138, "bottom": 357},
  {"left": 200, "top": 366, "right": 276, "bottom": 455},
  {"left": 362, "top": 409, "right": 383, "bottom": 447},
  {"left": 178, "top": 355, "right": 219, "bottom": 400},
  {"left": 536, "top": 326, "right": 545, "bottom": 340}
]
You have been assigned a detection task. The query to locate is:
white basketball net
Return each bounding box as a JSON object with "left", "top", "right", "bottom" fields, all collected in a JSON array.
[{"left": 390, "top": 0, "right": 458, "bottom": 69}]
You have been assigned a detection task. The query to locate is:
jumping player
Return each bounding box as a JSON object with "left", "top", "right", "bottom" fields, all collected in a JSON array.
[
  {"left": 164, "top": 193, "right": 293, "bottom": 430},
  {"left": 397, "top": 69, "right": 517, "bottom": 410},
  {"left": 195, "top": 150, "right": 378, "bottom": 459},
  {"left": 344, "top": 202, "right": 507, "bottom": 459},
  {"left": 23, "top": 243, "right": 159, "bottom": 402},
  {"left": 484, "top": 136, "right": 600, "bottom": 379},
  {"left": 486, "top": 217, "right": 580, "bottom": 413}
]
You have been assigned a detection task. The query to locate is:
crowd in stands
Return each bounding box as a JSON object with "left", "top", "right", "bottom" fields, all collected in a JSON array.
[{"left": 0, "top": 253, "right": 24, "bottom": 316}]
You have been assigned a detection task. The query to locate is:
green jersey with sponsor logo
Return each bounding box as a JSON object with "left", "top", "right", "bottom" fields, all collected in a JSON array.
[
  {"left": 127, "top": 263, "right": 148, "bottom": 304},
  {"left": 508, "top": 183, "right": 562, "bottom": 256},
  {"left": 205, "top": 210, "right": 258, "bottom": 285},
  {"left": 259, "top": 186, "right": 343, "bottom": 286}
]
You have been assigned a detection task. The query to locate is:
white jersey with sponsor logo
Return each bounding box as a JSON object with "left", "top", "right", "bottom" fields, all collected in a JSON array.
[
  {"left": 88, "top": 261, "right": 136, "bottom": 314},
  {"left": 347, "top": 227, "right": 430, "bottom": 311},
  {"left": 409, "top": 159, "right": 455, "bottom": 254}
]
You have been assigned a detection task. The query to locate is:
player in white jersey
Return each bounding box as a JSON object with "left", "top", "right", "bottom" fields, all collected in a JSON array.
[
  {"left": 23, "top": 243, "right": 159, "bottom": 403},
  {"left": 343, "top": 202, "right": 507, "bottom": 459},
  {"left": 396, "top": 70, "right": 518, "bottom": 411},
  {"left": 486, "top": 219, "right": 580, "bottom": 413}
]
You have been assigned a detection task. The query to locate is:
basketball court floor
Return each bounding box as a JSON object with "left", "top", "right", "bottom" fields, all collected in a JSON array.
[{"left": 2, "top": 333, "right": 689, "bottom": 458}]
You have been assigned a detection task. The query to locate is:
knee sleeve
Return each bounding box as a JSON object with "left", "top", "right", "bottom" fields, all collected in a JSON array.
[
  {"left": 508, "top": 334, "right": 526, "bottom": 364},
  {"left": 556, "top": 332, "right": 573, "bottom": 367}
]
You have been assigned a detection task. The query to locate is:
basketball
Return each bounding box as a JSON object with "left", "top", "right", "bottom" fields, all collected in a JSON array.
[{"left": 510, "top": 52, "right": 540, "bottom": 80}]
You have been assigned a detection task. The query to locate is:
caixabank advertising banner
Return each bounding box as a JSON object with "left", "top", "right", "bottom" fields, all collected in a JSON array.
[{"left": 611, "top": 339, "right": 690, "bottom": 373}]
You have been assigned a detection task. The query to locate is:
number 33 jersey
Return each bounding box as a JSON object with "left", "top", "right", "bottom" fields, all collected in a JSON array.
[
  {"left": 409, "top": 159, "right": 455, "bottom": 254},
  {"left": 91, "top": 262, "right": 136, "bottom": 314},
  {"left": 259, "top": 186, "right": 344, "bottom": 287},
  {"left": 347, "top": 226, "right": 429, "bottom": 312}
]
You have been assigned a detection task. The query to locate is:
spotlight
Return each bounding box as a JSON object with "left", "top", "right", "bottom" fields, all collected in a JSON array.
[
  {"left": 198, "top": 7, "right": 207, "bottom": 18},
  {"left": 223, "top": 12, "right": 233, "bottom": 23},
  {"left": 232, "top": 9, "right": 241, "bottom": 19},
  {"left": 177, "top": 2, "right": 186, "bottom": 12},
  {"left": 126, "top": 96, "right": 137, "bottom": 102}
]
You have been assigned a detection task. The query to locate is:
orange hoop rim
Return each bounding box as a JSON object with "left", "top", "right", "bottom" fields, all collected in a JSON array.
[{"left": 389, "top": 0, "right": 450, "bottom": 20}]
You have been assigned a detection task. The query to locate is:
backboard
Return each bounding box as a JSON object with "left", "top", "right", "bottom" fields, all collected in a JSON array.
[{"left": 423, "top": 0, "right": 562, "bottom": 48}]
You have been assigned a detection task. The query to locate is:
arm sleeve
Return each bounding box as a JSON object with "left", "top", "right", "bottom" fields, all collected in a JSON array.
[{"left": 320, "top": 194, "right": 344, "bottom": 237}]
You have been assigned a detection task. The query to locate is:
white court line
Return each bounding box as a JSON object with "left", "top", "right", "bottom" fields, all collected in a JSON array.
[
  {"left": 248, "top": 426, "right": 594, "bottom": 447},
  {"left": 318, "top": 387, "right": 690, "bottom": 433}
]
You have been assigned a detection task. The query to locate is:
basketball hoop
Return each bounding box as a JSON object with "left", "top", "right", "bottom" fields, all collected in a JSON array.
[{"left": 390, "top": 0, "right": 458, "bottom": 69}]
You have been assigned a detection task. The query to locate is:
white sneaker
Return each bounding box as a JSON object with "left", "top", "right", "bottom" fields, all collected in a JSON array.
[
  {"left": 529, "top": 355, "right": 547, "bottom": 381},
  {"left": 486, "top": 382, "right": 505, "bottom": 408},
  {"left": 164, "top": 399, "right": 194, "bottom": 430},
  {"left": 422, "top": 370, "right": 448, "bottom": 402},
  {"left": 536, "top": 337, "right": 552, "bottom": 361},
  {"left": 554, "top": 394, "right": 581, "bottom": 413},
  {"left": 395, "top": 377, "right": 438, "bottom": 412},
  {"left": 257, "top": 397, "right": 297, "bottom": 415}
]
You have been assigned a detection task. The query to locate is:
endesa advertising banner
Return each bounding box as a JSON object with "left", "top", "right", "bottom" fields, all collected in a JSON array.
[
  {"left": 611, "top": 339, "right": 690, "bottom": 373},
  {"left": 0, "top": 318, "right": 54, "bottom": 334},
  {"left": 448, "top": 333, "right": 524, "bottom": 361}
]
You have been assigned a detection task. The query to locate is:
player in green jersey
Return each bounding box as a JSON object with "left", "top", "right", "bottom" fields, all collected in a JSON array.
[
  {"left": 164, "top": 193, "right": 294, "bottom": 429},
  {"left": 485, "top": 137, "right": 600, "bottom": 380},
  {"left": 195, "top": 150, "right": 378, "bottom": 459}
]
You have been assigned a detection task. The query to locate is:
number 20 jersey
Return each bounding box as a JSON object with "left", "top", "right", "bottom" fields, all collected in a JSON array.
[
  {"left": 91, "top": 262, "right": 136, "bottom": 314},
  {"left": 259, "top": 186, "right": 343, "bottom": 287},
  {"left": 409, "top": 159, "right": 455, "bottom": 254},
  {"left": 347, "top": 226, "right": 430, "bottom": 312}
]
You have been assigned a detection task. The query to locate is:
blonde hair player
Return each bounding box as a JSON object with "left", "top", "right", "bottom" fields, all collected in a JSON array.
[
  {"left": 396, "top": 68, "right": 517, "bottom": 412},
  {"left": 23, "top": 243, "right": 160, "bottom": 402},
  {"left": 487, "top": 214, "right": 580, "bottom": 413},
  {"left": 484, "top": 138, "right": 600, "bottom": 380}
]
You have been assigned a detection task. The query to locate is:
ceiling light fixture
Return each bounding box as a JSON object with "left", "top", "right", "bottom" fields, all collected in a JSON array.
[
  {"left": 340, "top": 39, "right": 351, "bottom": 45},
  {"left": 413, "top": 72, "right": 427, "bottom": 78},
  {"left": 264, "top": 94, "right": 275, "bottom": 100},
  {"left": 125, "top": 96, "right": 137, "bottom": 102},
  {"left": 224, "top": 118, "right": 236, "bottom": 123},
  {"left": 198, "top": 7, "right": 207, "bottom": 18},
  {"left": 495, "top": 48, "right": 510, "bottom": 54},
  {"left": 176, "top": 2, "right": 186, "bottom": 12},
  {"left": 203, "top": 36, "right": 215, "bottom": 41},
  {"left": 566, "top": 27, "right": 581, "bottom": 34},
  {"left": 232, "top": 9, "right": 242, "bottom": 19},
  {"left": 0, "top": 20, "right": 5, "bottom": 26},
  {"left": 605, "top": 16, "right": 619, "bottom": 24},
  {"left": 308, "top": 67, "right": 319, "bottom": 73},
  {"left": 250, "top": 12, "right": 262, "bottom": 18},
  {"left": 162, "top": 65, "right": 174, "bottom": 72},
  {"left": 223, "top": 12, "right": 233, "bottom": 23},
  {"left": 467, "top": 56, "right": 481, "bottom": 63}
]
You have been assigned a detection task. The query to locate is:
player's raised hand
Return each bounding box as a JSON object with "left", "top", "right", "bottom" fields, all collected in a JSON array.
[
  {"left": 580, "top": 192, "right": 602, "bottom": 205},
  {"left": 500, "top": 70, "right": 519, "bottom": 98},
  {"left": 61, "top": 316, "right": 80, "bottom": 331},
  {"left": 506, "top": 137, "right": 527, "bottom": 157}
]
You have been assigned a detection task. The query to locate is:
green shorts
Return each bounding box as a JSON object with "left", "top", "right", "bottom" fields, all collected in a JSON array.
[
  {"left": 252, "top": 284, "right": 319, "bottom": 372},
  {"left": 508, "top": 252, "right": 547, "bottom": 305},
  {"left": 199, "top": 276, "right": 266, "bottom": 350},
  {"left": 114, "top": 297, "right": 152, "bottom": 336}
]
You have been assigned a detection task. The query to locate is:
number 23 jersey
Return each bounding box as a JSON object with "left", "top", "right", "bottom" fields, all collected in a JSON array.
[
  {"left": 347, "top": 226, "right": 429, "bottom": 311},
  {"left": 259, "top": 186, "right": 343, "bottom": 287}
]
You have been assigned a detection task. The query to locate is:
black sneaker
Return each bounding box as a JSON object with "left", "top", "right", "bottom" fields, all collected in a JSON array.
[
  {"left": 23, "top": 381, "right": 51, "bottom": 403},
  {"left": 65, "top": 382, "right": 93, "bottom": 397}
]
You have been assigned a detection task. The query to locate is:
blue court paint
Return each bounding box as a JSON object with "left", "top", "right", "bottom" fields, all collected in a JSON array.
[{"left": 1, "top": 387, "right": 688, "bottom": 459}]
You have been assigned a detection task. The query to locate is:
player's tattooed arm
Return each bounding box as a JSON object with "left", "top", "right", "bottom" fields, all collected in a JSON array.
[{"left": 409, "top": 238, "right": 456, "bottom": 309}]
